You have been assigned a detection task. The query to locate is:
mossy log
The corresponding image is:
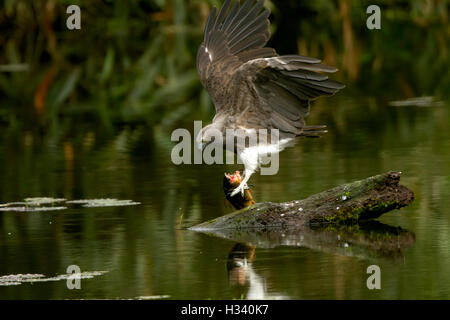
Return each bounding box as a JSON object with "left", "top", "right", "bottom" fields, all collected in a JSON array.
[{"left": 189, "top": 171, "right": 414, "bottom": 231}]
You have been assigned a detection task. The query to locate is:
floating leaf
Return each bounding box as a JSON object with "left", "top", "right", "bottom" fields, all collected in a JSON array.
[
  {"left": 24, "top": 197, "right": 67, "bottom": 206},
  {"left": 0, "top": 271, "right": 108, "bottom": 286},
  {"left": 0, "top": 197, "right": 140, "bottom": 211},
  {"left": 66, "top": 198, "right": 141, "bottom": 207},
  {"left": 0, "top": 206, "right": 67, "bottom": 212},
  {"left": 0, "top": 197, "right": 67, "bottom": 211}
]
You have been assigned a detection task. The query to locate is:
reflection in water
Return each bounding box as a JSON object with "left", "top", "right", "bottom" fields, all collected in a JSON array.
[
  {"left": 227, "top": 243, "right": 254, "bottom": 289},
  {"left": 197, "top": 215, "right": 416, "bottom": 261},
  {"left": 227, "top": 243, "right": 288, "bottom": 300}
]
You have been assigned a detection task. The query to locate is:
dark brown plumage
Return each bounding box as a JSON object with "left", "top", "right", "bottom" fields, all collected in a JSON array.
[
  {"left": 196, "top": 0, "right": 345, "bottom": 196},
  {"left": 197, "top": 0, "right": 344, "bottom": 139}
]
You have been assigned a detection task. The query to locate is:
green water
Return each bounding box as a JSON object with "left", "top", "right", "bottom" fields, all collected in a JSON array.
[{"left": 0, "top": 94, "right": 449, "bottom": 299}]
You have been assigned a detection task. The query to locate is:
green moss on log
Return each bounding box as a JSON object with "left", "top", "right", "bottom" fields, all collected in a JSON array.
[{"left": 190, "top": 171, "right": 414, "bottom": 231}]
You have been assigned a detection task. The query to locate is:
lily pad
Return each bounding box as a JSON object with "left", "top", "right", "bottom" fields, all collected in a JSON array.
[
  {"left": 24, "top": 197, "right": 67, "bottom": 206},
  {"left": 0, "top": 197, "right": 141, "bottom": 212},
  {"left": 0, "top": 197, "right": 67, "bottom": 212},
  {"left": 66, "top": 199, "right": 141, "bottom": 207},
  {"left": 0, "top": 274, "right": 44, "bottom": 286},
  {"left": 0, "top": 197, "right": 140, "bottom": 212},
  {"left": 0, "top": 271, "right": 108, "bottom": 286},
  {"left": 0, "top": 206, "right": 67, "bottom": 212}
]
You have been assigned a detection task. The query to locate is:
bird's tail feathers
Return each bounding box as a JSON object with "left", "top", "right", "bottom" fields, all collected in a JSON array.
[{"left": 300, "top": 125, "right": 328, "bottom": 138}]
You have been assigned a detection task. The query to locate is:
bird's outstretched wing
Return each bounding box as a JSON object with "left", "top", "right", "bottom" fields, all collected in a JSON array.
[
  {"left": 197, "top": 0, "right": 273, "bottom": 105},
  {"left": 197, "top": 0, "right": 345, "bottom": 137}
]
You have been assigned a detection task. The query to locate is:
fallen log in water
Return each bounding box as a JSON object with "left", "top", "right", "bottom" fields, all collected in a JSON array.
[{"left": 190, "top": 171, "right": 414, "bottom": 231}]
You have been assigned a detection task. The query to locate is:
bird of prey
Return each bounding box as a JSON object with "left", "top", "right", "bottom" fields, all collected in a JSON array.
[{"left": 196, "top": 0, "right": 345, "bottom": 196}]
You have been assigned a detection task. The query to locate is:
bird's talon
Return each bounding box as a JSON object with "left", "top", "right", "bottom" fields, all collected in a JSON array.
[{"left": 230, "top": 184, "right": 246, "bottom": 197}]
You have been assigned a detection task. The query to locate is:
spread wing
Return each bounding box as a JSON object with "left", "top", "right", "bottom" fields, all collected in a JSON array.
[{"left": 197, "top": 0, "right": 345, "bottom": 137}]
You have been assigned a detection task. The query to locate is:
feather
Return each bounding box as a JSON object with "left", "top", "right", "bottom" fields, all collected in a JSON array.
[
  {"left": 228, "top": 0, "right": 266, "bottom": 39},
  {"left": 229, "top": 33, "right": 267, "bottom": 54},
  {"left": 291, "top": 62, "right": 338, "bottom": 73},
  {"left": 280, "top": 69, "right": 329, "bottom": 82},
  {"left": 271, "top": 112, "right": 302, "bottom": 134},
  {"left": 298, "top": 79, "right": 345, "bottom": 94},
  {"left": 204, "top": 7, "right": 217, "bottom": 44},
  {"left": 257, "top": 82, "right": 302, "bottom": 121},
  {"left": 213, "top": 0, "right": 231, "bottom": 31},
  {"left": 278, "top": 55, "right": 321, "bottom": 64},
  {"left": 224, "top": 0, "right": 254, "bottom": 34},
  {"left": 236, "top": 48, "right": 276, "bottom": 63},
  {"left": 220, "top": 1, "right": 240, "bottom": 31},
  {"left": 228, "top": 9, "right": 270, "bottom": 49}
]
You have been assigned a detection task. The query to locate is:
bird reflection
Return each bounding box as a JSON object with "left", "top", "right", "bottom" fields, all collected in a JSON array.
[
  {"left": 227, "top": 243, "right": 256, "bottom": 286},
  {"left": 227, "top": 243, "right": 289, "bottom": 300}
]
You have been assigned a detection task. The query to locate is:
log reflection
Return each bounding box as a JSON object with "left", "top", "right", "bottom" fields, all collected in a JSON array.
[{"left": 209, "top": 220, "right": 416, "bottom": 261}]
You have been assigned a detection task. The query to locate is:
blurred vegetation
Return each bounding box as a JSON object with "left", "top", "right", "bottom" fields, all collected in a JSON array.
[{"left": 0, "top": 0, "right": 449, "bottom": 130}]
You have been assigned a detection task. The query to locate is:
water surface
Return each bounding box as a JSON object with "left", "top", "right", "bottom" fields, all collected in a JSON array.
[{"left": 0, "top": 95, "right": 449, "bottom": 299}]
